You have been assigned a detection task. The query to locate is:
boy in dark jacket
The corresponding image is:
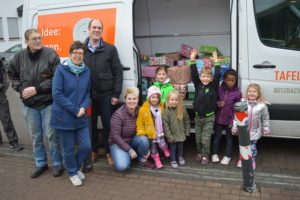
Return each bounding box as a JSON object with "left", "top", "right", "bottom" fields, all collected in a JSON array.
[
  {"left": 0, "top": 57, "right": 23, "bottom": 150},
  {"left": 189, "top": 49, "right": 220, "bottom": 165}
]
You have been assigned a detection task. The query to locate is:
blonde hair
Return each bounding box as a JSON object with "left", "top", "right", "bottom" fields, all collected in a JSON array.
[
  {"left": 200, "top": 66, "right": 212, "bottom": 76},
  {"left": 165, "top": 90, "right": 184, "bottom": 120},
  {"left": 246, "top": 83, "right": 264, "bottom": 101},
  {"left": 124, "top": 86, "right": 139, "bottom": 99}
]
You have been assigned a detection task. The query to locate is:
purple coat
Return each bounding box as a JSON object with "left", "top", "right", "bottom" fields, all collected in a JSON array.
[
  {"left": 108, "top": 104, "right": 140, "bottom": 152},
  {"left": 215, "top": 83, "right": 242, "bottom": 126}
]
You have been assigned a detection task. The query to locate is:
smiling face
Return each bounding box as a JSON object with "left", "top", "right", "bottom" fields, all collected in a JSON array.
[
  {"left": 200, "top": 72, "right": 212, "bottom": 85},
  {"left": 168, "top": 93, "right": 179, "bottom": 108},
  {"left": 26, "top": 32, "right": 43, "bottom": 53},
  {"left": 70, "top": 48, "right": 84, "bottom": 65},
  {"left": 88, "top": 20, "right": 103, "bottom": 42},
  {"left": 247, "top": 87, "right": 259, "bottom": 101},
  {"left": 125, "top": 93, "right": 139, "bottom": 111},
  {"left": 156, "top": 69, "right": 167, "bottom": 83},
  {"left": 149, "top": 93, "right": 160, "bottom": 106}
]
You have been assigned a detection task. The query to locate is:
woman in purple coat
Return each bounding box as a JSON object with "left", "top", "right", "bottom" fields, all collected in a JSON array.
[{"left": 212, "top": 69, "right": 242, "bottom": 165}]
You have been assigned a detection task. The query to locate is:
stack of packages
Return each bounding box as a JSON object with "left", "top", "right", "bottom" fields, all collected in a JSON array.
[{"left": 140, "top": 44, "right": 230, "bottom": 101}]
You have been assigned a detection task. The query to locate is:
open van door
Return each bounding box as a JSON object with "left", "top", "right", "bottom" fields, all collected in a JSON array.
[
  {"left": 23, "top": 0, "right": 138, "bottom": 101},
  {"left": 246, "top": 0, "right": 300, "bottom": 138}
]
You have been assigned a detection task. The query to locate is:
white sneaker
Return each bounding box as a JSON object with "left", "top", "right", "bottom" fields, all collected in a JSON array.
[
  {"left": 211, "top": 154, "right": 220, "bottom": 163},
  {"left": 236, "top": 159, "right": 242, "bottom": 168},
  {"left": 220, "top": 156, "right": 231, "bottom": 165},
  {"left": 77, "top": 171, "right": 85, "bottom": 180},
  {"left": 69, "top": 175, "right": 82, "bottom": 186}
]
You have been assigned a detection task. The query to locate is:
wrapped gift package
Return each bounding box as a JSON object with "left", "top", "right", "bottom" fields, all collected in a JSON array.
[
  {"left": 187, "top": 82, "right": 195, "bottom": 92},
  {"left": 141, "top": 66, "right": 158, "bottom": 78},
  {"left": 180, "top": 44, "right": 193, "bottom": 58},
  {"left": 199, "top": 45, "right": 222, "bottom": 57},
  {"left": 177, "top": 59, "right": 188, "bottom": 66},
  {"left": 149, "top": 56, "right": 174, "bottom": 67},
  {"left": 173, "top": 84, "right": 188, "bottom": 99},
  {"left": 155, "top": 52, "right": 181, "bottom": 61},
  {"left": 167, "top": 65, "right": 191, "bottom": 85}
]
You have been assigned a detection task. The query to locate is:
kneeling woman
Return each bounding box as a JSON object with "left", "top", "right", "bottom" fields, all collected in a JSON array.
[
  {"left": 109, "top": 87, "right": 154, "bottom": 171},
  {"left": 51, "top": 41, "right": 91, "bottom": 186}
]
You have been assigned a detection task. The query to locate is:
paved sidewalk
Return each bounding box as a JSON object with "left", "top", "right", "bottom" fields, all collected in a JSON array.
[{"left": 1, "top": 154, "right": 300, "bottom": 200}]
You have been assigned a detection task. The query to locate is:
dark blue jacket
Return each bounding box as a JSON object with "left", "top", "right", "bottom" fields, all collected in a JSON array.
[{"left": 51, "top": 62, "right": 91, "bottom": 130}]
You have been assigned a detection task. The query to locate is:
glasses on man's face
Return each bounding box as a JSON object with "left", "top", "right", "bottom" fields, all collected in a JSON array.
[
  {"left": 71, "top": 52, "right": 84, "bottom": 56},
  {"left": 30, "top": 37, "right": 42, "bottom": 42}
]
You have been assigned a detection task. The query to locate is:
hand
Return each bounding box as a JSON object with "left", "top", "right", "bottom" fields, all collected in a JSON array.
[
  {"left": 157, "top": 132, "right": 164, "bottom": 137},
  {"left": 231, "top": 127, "right": 238, "bottom": 135},
  {"left": 77, "top": 107, "right": 85, "bottom": 117},
  {"left": 22, "top": 87, "right": 37, "bottom": 99},
  {"left": 128, "top": 149, "right": 137, "bottom": 159},
  {"left": 190, "top": 48, "right": 197, "bottom": 61},
  {"left": 111, "top": 97, "right": 119, "bottom": 105},
  {"left": 217, "top": 101, "right": 225, "bottom": 108},
  {"left": 263, "top": 128, "right": 270, "bottom": 136}
]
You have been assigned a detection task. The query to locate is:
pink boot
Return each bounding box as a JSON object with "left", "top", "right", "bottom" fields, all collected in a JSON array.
[
  {"left": 151, "top": 153, "right": 163, "bottom": 169},
  {"left": 163, "top": 148, "right": 170, "bottom": 158}
]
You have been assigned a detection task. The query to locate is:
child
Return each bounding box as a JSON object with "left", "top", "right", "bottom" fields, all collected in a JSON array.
[
  {"left": 212, "top": 69, "right": 242, "bottom": 165},
  {"left": 189, "top": 49, "right": 221, "bottom": 165},
  {"left": 232, "top": 83, "right": 270, "bottom": 170},
  {"left": 163, "top": 90, "right": 190, "bottom": 168},
  {"left": 153, "top": 66, "right": 174, "bottom": 104},
  {"left": 136, "top": 86, "right": 170, "bottom": 168}
]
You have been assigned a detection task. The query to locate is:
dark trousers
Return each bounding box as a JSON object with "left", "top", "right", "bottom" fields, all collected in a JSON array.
[
  {"left": 0, "top": 91, "right": 18, "bottom": 144},
  {"left": 92, "top": 96, "right": 113, "bottom": 154},
  {"left": 170, "top": 142, "right": 183, "bottom": 162},
  {"left": 212, "top": 123, "right": 233, "bottom": 158}
]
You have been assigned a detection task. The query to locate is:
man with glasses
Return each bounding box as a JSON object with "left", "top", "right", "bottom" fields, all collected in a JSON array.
[
  {"left": 8, "top": 28, "right": 63, "bottom": 178},
  {"left": 84, "top": 19, "right": 123, "bottom": 167}
]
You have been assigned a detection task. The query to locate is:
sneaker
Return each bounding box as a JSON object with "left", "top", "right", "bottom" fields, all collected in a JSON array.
[
  {"left": 236, "top": 159, "right": 242, "bottom": 168},
  {"left": 77, "top": 171, "right": 85, "bottom": 180},
  {"left": 195, "top": 154, "right": 202, "bottom": 162},
  {"left": 31, "top": 165, "right": 48, "bottom": 178},
  {"left": 178, "top": 157, "right": 185, "bottom": 165},
  {"left": 69, "top": 175, "right": 82, "bottom": 187},
  {"left": 171, "top": 161, "right": 178, "bottom": 168},
  {"left": 52, "top": 165, "right": 63, "bottom": 177},
  {"left": 10, "top": 142, "right": 23, "bottom": 151},
  {"left": 220, "top": 156, "right": 231, "bottom": 165},
  {"left": 201, "top": 156, "right": 209, "bottom": 165},
  {"left": 211, "top": 154, "right": 220, "bottom": 163},
  {"left": 139, "top": 160, "right": 155, "bottom": 169}
]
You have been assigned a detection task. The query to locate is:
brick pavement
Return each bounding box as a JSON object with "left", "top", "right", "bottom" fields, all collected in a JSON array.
[{"left": 1, "top": 155, "right": 300, "bottom": 200}]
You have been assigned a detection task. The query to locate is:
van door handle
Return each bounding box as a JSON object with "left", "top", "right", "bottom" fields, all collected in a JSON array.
[
  {"left": 253, "top": 64, "right": 276, "bottom": 69},
  {"left": 122, "top": 67, "right": 130, "bottom": 70}
]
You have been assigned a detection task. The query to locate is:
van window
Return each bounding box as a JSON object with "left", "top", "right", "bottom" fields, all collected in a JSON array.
[{"left": 254, "top": 0, "right": 300, "bottom": 50}]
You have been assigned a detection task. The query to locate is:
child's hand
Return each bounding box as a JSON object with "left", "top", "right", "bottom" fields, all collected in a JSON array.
[
  {"left": 263, "top": 128, "right": 270, "bottom": 136},
  {"left": 232, "top": 127, "right": 238, "bottom": 135},
  {"left": 157, "top": 132, "right": 164, "bottom": 137},
  {"left": 190, "top": 48, "right": 197, "bottom": 61},
  {"left": 128, "top": 149, "right": 137, "bottom": 159},
  {"left": 217, "top": 101, "right": 225, "bottom": 108},
  {"left": 77, "top": 107, "right": 85, "bottom": 117}
]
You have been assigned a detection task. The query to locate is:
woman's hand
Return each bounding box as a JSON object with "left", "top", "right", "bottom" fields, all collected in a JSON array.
[
  {"left": 77, "top": 107, "right": 85, "bottom": 117},
  {"left": 190, "top": 48, "right": 197, "bottom": 61},
  {"left": 128, "top": 149, "right": 137, "bottom": 159}
]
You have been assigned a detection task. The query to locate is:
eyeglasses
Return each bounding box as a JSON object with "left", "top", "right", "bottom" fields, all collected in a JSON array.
[
  {"left": 71, "top": 52, "right": 84, "bottom": 56},
  {"left": 30, "top": 37, "right": 42, "bottom": 41}
]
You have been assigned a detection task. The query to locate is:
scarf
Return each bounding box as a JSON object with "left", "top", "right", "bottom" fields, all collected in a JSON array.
[
  {"left": 150, "top": 105, "right": 163, "bottom": 138},
  {"left": 67, "top": 58, "right": 85, "bottom": 75}
]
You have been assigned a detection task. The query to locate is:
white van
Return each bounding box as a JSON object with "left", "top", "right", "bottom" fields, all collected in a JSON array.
[{"left": 22, "top": 0, "right": 300, "bottom": 138}]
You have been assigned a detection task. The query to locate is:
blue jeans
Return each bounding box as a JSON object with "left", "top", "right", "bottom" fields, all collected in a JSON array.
[
  {"left": 22, "top": 105, "right": 62, "bottom": 167},
  {"left": 92, "top": 96, "right": 113, "bottom": 153},
  {"left": 212, "top": 123, "right": 234, "bottom": 157},
  {"left": 110, "top": 136, "right": 150, "bottom": 171},
  {"left": 170, "top": 142, "right": 183, "bottom": 162},
  {"left": 58, "top": 126, "right": 91, "bottom": 176}
]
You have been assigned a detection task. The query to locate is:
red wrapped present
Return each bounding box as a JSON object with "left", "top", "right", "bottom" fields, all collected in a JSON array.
[
  {"left": 141, "top": 66, "right": 158, "bottom": 78},
  {"left": 173, "top": 83, "right": 188, "bottom": 99},
  {"left": 180, "top": 44, "right": 193, "bottom": 58},
  {"left": 149, "top": 56, "right": 174, "bottom": 67},
  {"left": 167, "top": 65, "right": 191, "bottom": 85}
]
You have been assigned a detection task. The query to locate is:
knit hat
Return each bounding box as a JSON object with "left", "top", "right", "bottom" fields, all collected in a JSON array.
[{"left": 147, "top": 86, "right": 161, "bottom": 99}]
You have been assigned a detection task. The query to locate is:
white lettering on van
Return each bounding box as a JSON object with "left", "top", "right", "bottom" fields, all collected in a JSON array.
[
  {"left": 41, "top": 28, "right": 62, "bottom": 36},
  {"left": 275, "top": 70, "right": 300, "bottom": 81},
  {"left": 44, "top": 44, "right": 61, "bottom": 51},
  {"left": 274, "top": 88, "right": 300, "bottom": 94}
]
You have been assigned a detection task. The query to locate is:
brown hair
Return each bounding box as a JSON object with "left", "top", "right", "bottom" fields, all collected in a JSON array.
[
  {"left": 156, "top": 66, "right": 168, "bottom": 75},
  {"left": 69, "top": 41, "right": 86, "bottom": 54},
  {"left": 24, "top": 28, "right": 39, "bottom": 40},
  {"left": 165, "top": 90, "right": 184, "bottom": 120}
]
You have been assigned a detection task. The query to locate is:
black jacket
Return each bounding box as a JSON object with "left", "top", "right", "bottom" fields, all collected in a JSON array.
[
  {"left": 8, "top": 47, "right": 60, "bottom": 109},
  {"left": 84, "top": 38, "right": 123, "bottom": 100},
  {"left": 190, "top": 63, "right": 221, "bottom": 117}
]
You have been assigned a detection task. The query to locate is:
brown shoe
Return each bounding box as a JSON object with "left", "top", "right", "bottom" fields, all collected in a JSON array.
[
  {"left": 106, "top": 154, "right": 114, "bottom": 166},
  {"left": 92, "top": 151, "right": 98, "bottom": 163}
]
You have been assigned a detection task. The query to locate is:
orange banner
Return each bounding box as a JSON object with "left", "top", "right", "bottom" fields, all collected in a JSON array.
[{"left": 38, "top": 8, "right": 116, "bottom": 57}]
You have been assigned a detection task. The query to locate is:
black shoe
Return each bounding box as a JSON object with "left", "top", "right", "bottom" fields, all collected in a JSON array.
[
  {"left": 82, "top": 164, "right": 93, "bottom": 173},
  {"left": 10, "top": 143, "right": 24, "bottom": 151},
  {"left": 52, "top": 165, "right": 63, "bottom": 177},
  {"left": 31, "top": 165, "right": 48, "bottom": 178}
]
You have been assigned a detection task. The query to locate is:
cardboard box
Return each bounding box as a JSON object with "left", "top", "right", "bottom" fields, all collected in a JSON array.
[{"left": 167, "top": 65, "right": 191, "bottom": 85}]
